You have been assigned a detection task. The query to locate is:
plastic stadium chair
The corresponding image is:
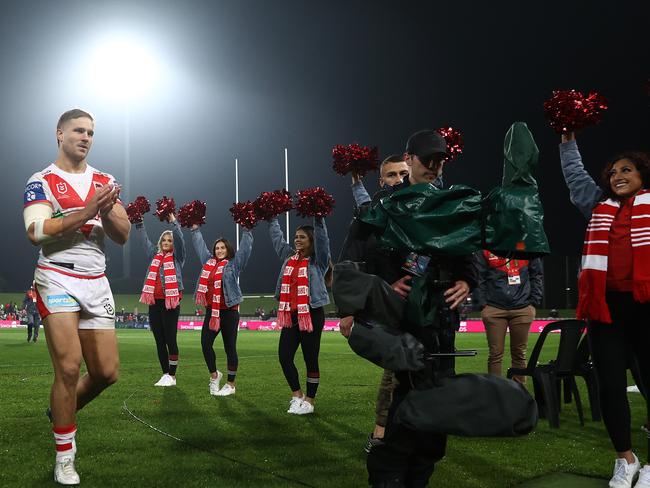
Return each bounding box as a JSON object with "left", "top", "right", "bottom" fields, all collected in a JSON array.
[
  {"left": 507, "top": 320, "right": 586, "bottom": 428},
  {"left": 569, "top": 334, "right": 601, "bottom": 422}
]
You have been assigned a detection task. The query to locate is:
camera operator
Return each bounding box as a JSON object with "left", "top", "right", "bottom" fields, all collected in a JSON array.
[{"left": 337, "top": 129, "right": 477, "bottom": 488}]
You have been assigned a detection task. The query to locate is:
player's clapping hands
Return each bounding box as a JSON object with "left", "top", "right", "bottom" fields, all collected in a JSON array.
[
  {"left": 85, "top": 184, "right": 114, "bottom": 219},
  {"left": 99, "top": 185, "right": 121, "bottom": 218}
]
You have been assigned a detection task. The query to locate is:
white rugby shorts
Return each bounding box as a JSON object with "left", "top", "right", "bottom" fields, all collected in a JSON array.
[{"left": 34, "top": 266, "right": 115, "bottom": 330}]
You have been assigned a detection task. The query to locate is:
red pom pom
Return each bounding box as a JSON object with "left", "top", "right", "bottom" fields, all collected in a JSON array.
[
  {"left": 155, "top": 196, "right": 176, "bottom": 221},
  {"left": 125, "top": 196, "right": 151, "bottom": 223},
  {"left": 436, "top": 126, "right": 464, "bottom": 162},
  {"left": 294, "top": 187, "right": 335, "bottom": 218},
  {"left": 543, "top": 89, "right": 608, "bottom": 134},
  {"left": 253, "top": 189, "right": 293, "bottom": 220},
  {"left": 125, "top": 203, "right": 141, "bottom": 224},
  {"left": 332, "top": 143, "right": 379, "bottom": 176},
  {"left": 134, "top": 196, "right": 151, "bottom": 214},
  {"left": 230, "top": 201, "right": 258, "bottom": 229},
  {"left": 177, "top": 200, "right": 207, "bottom": 228}
]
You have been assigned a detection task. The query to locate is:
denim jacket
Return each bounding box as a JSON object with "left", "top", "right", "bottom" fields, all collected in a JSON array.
[
  {"left": 190, "top": 228, "right": 253, "bottom": 307},
  {"left": 352, "top": 181, "right": 371, "bottom": 207},
  {"left": 135, "top": 220, "right": 186, "bottom": 291},
  {"left": 269, "top": 217, "right": 330, "bottom": 308},
  {"left": 559, "top": 139, "right": 603, "bottom": 219}
]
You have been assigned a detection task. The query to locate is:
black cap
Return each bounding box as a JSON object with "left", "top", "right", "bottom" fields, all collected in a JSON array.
[{"left": 405, "top": 130, "right": 448, "bottom": 160}]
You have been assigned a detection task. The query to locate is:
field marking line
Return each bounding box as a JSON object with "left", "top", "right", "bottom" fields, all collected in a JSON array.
[{"left": 121, "top": 390, "right": 316, "bottom": 487}]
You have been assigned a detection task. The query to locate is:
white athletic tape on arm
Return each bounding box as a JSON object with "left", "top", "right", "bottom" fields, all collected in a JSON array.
[{"left": 23, "top": 203, "right": 53, "bottom": 243}]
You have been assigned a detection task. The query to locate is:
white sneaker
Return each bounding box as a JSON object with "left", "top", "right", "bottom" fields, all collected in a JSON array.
[
  {"left": 627, "top": 385, "right": 641, "bottom": 393},
  {"left": 154, "top": 374, "right": 176, "bottom": 387},
  {"left": 610, "top": 454, "right": 640, "bottom": 488},
  {"left": 293, "top": 400, "right": 314, "bottom": 415},
  {"left": 635, "top": 466, "right": 650, "bottom": 488},
  {"left": 287, "top": 396, "right": 304, "bottom": 414},
  {"left": 154, "top": 374, "right": 171, "bottom": 386},
  {"left": 54, "top": 456, "right": 80, "bottom": 485},
  {"left": 215, "top": 383, "right": 236, "bottom": 396},
  {"left": 209, "top": 371, "right": 223, "bottom": 396}
]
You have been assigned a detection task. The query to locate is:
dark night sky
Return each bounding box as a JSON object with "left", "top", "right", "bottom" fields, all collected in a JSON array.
[{"left": 1, "top": 0, "right": 648, "bottom": 296}]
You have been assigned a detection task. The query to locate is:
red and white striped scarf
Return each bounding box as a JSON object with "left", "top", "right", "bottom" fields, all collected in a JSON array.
[
  {"left": 195, "top": 259, "right": 217, "bottom": 306},
  {"left": 140, "top": 252, "right": 180, "bottom": 310},
  {"left": 577, "top": 190, "right": 650, "bottom": 323},
  {"left": 277, "top": 253, "right": 312, "bottom": 332},
  {"left": 208, "top": 259, "right": 228, "bottom": 332}
]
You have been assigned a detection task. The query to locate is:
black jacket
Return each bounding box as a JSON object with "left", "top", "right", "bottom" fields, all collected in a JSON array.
[{"left": 475, "top": 251, "right": 543, "bottom": 310}]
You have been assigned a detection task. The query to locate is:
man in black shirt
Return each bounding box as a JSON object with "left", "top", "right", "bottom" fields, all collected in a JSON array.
[{"left": 336, "top": 129, "right": 477, "bottom": 487}]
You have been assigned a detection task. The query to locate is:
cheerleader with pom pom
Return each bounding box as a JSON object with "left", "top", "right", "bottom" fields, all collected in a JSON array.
[
  {"left": 267, "top": 188, "right": 332, "bottom": 415},
  {"left": 189, "top": 215, "right": 253, "bottom": 397},
  {"left": 135, "top": 199, "right": 186, "bottom": 387},
  {"left": 559, "top": 129, "right": 650, "bottom": 488}
]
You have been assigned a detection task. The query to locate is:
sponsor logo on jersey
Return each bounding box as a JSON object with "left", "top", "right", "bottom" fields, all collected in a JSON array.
[
  {"left": 46, "top": 294, "right": 77, "bottom": 307},
  {"left": 23, "top": 181, "right": 47, "bottom": 205},
  {"left": 26, "top": 182, "right": 43, "bottom": 191}
]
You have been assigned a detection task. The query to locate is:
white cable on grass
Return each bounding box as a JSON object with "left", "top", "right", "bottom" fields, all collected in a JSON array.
[{"left": 122, "top": 390, "right": 315, "bottom": 487}]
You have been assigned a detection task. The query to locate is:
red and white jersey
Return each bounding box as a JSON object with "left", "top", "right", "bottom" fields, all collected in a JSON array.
[{"left": 24, "top": 163, "right": 121, "bottom": 277}]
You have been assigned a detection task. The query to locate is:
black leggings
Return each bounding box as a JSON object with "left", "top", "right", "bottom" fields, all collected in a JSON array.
[
  {"left": 589, "top": 292, "right": 650, "bottom": 453},
  {"left": 201, "top": 307, "right": 240, "bottom": 380},
  {"left": 149, "top": 300, "right": 180, "bottom": 375},
  {"left": 278, "top": 307, "right": 325, "bottom": 398}
]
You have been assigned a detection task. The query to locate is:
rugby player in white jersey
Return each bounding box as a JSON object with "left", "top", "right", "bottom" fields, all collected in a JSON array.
[{"left": 23, "top": 109, "right": 130, "bottom": 485}]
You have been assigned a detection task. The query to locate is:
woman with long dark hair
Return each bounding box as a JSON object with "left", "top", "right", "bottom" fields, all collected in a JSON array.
[
  {"left": 560, "top": 131, "right": 650, "bottom": 488},
  {"left": 136, "top": 212, "right": 185, "bottom": 387},
  {"left": 190, "top": 224, "right": 252, "bottom": 396},
  {"left": 268, "top": 216, "right": 331, "bottom": 415}
]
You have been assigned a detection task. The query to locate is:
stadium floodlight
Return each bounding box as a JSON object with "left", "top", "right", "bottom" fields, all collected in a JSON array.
[
  {"left": 85, "top": 36, "right": 161, "bottom": 279},
  {"left": 87, "top": 38, "right": 159, "bottom": 100}
]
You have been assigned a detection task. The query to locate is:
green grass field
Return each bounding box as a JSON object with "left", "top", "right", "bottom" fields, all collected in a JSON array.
[{"left": 1, "top": 329, "right": 645, "bottom": 487}]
